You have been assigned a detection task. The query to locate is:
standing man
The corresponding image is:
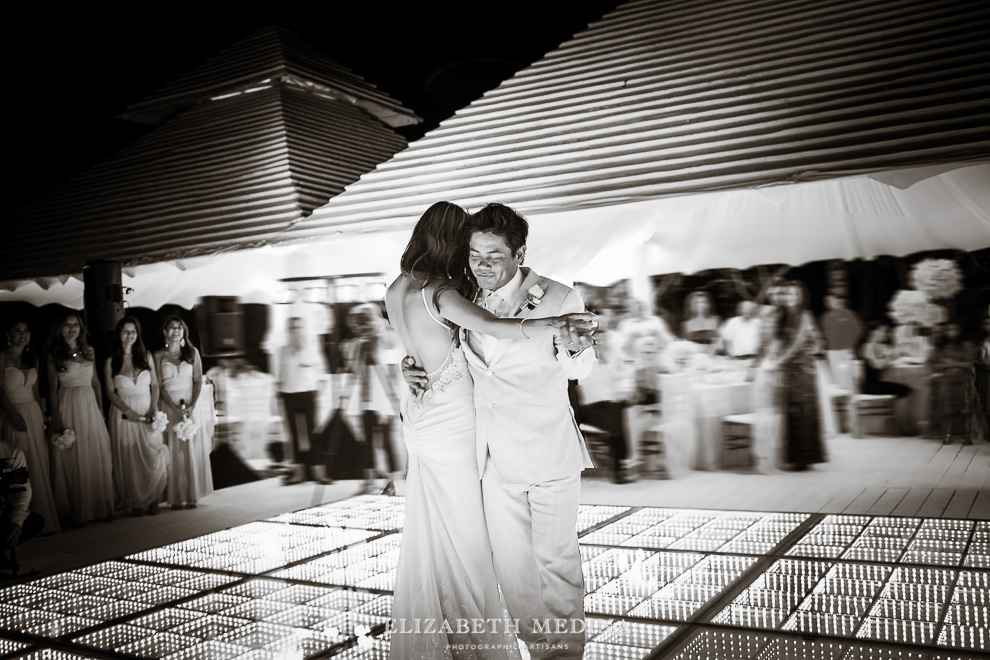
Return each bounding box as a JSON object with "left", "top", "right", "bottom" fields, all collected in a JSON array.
[{"left": 404, "top": 203, "right": 596, "bottom": 658}]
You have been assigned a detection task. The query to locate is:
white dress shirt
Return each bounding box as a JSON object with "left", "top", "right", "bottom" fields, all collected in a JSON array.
[{"left": 482, "top": 267, "right": 524, "bottom": 362}]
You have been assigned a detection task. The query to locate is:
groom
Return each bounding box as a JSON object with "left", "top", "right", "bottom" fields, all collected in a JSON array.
[{"left": 405, "top": 203, "right": 596, "bottom": 659}]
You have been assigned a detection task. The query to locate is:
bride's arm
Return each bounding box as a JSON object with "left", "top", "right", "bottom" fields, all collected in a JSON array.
[{"left": 436, "top": 289, "right": 575, "bottom": 340}]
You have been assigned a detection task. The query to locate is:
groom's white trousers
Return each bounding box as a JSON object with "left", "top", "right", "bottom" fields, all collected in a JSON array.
[{"left": 481, "top": 464, "right": 586, "bottom": 660}]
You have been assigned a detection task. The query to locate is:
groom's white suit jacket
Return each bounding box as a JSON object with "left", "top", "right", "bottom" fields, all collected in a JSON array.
[{"left": 460, "top": 267, "right": 597, "bottom": 484}]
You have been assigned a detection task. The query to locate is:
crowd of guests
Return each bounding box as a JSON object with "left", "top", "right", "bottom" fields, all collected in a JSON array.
[
  {"left": 1, "top": 312, "right": 214, "bottom": 557},
  {"left": 575, "top": 282, "right": 990, "bottom": 482},
  {"left": 271, "top": 304, "right": 402, "bottom": 495}
]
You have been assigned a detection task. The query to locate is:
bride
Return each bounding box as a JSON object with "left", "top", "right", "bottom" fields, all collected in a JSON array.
[{"left": 384, "top": 202, "right": 591, "bottom": 660}]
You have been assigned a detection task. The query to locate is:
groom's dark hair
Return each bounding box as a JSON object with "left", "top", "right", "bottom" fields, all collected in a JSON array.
[{"left": 472, "top": 203, "right": 528, "bottom": 255}]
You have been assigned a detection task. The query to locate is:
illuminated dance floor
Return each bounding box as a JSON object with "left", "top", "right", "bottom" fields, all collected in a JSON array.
[{"left": 1, "top": 496, "right": 987, "bottom": 659}]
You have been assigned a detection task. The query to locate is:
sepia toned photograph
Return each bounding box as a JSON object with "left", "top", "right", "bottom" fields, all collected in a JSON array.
[{"left": 1, "top": 1, "right": 988, "bottom": 659}]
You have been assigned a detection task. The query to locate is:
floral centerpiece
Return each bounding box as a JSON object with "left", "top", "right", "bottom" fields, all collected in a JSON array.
[
  {"left": 910, "top": 258, "right": 964, "bottom": 301},
  {"left": 887, "top": 289, "right": 947, "bottom": 328}
]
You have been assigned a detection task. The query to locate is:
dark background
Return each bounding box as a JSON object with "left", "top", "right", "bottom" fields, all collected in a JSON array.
[{"left": 7, "top": 2, "right": 621, "bottom": 212}]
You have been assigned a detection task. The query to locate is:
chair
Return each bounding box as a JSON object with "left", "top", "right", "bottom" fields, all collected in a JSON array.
[
  {"left": 722, "top": 413, "right": 756, "bottom": 469},
  {"left": 644, "top": 373, "right": 695, "bottom": 478},
  {"left": 850, "top": 394, "right": 896, "bottom": 437},
  {"left": 639, "top": 419, "right": 668, "bottom": 479},
  {"left": 848, "top": 359, "right": 897, "bottom": 438},
  {"left": 580, "top": 423, "right": 614, "bottom": 479}
]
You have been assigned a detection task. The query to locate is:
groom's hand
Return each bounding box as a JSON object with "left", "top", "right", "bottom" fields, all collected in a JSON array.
[
  {"left": 556, "top": 313, "right": 597, "bottom": 352},
  {"left": 400, "top": 356, "right": 429, "bottom": 396}
]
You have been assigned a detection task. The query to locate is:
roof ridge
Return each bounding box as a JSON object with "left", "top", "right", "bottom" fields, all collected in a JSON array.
[{"left": 119, "top": 25, "right": 419, "bottom": 129}]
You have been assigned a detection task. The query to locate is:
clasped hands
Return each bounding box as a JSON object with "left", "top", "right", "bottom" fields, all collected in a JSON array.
[
  {"left": 401, "top": 312, "right": 598, "bottom": 395},
  {"left": 553, "top": 312, "right": 598, "bottom": 352}
]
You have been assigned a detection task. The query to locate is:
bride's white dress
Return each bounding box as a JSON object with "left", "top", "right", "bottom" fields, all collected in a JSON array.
[{"left": 390, "top": 337, "right": 520, "bottom": 660}]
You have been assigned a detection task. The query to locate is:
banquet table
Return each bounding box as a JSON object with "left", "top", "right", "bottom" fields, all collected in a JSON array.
[
  {"left": 881, "top": 360, "right": 931, "bottom": 436},
  {"left": 690, "top": 371, "right": 754, "bottom": 470}
]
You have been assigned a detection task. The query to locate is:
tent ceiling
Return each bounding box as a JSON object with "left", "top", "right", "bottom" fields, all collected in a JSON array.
[{"left": 3, "top": 164, "right": 986, "bottom": 310}]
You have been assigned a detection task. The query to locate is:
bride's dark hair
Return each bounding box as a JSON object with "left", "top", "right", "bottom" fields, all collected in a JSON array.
[{"left": 400, "top": 201, "right": 477, "bottom": 313}]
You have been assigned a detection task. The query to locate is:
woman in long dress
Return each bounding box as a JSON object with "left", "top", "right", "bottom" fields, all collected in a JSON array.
[
  {"left": 384, "top": 201, "right": 591, "bottom": 660},
  {"left": 46, "top": 312, "right": 115, "bottom": 526},
  {"left": 105, "top": 317, "right": 169, "bottom": 516},
  {"left": 682, "top": 291, "right": 722, "bottom": 347},
  {"left": 154, "top": 314, "right": 213, "bottom": 509},
  {"left": 1, "top": 320, "right": 59, "bottom": 534},
  {"left": 773, "top": 281, "right": 827, "bottom": 470}
]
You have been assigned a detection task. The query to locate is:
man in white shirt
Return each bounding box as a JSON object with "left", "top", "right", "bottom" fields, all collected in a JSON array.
[
  {"left": 721, "top": 300, "right": 762, "bottom": 358},
  {"left": 275, "top": 317, "right": 328, "bottom": 484}
]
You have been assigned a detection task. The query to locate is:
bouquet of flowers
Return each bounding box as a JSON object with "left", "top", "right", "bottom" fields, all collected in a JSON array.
[
  {"left": 910, "top": 258, "right": 963, "bottom": 301},
  {"left": 151, "top": 411, "right": 169, "bottom": 434},
  {"left": 51, "top": 428, "right": 76, "bottom": 450},
  {"left": 174, "top": 417, "right": 197, "bottom": 442},
  {"left": 888, "top": 289, "right": 947, "bottom": 327}
]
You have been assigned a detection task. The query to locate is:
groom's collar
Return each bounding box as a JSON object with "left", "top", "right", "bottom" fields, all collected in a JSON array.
[{"left": 492, "top": 266, "right": 524, "bottom": 303}]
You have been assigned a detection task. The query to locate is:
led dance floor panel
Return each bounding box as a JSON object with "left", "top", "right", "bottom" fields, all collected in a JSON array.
[{"left": 1, "top": 498, "right": 986, "bottom": 659}]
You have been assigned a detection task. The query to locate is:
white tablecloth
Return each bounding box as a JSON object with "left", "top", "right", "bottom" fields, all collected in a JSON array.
[{"left": 691, "top": 379, "right": 753, "bottom": 470}]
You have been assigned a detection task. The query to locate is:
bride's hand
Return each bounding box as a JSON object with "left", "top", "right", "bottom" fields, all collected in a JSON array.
[{"left": 552, "top": 313, "right": 598, "bottom": 351}]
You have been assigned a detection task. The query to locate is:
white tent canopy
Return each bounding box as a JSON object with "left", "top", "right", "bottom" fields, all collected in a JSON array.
[{"left": 1, "top": 163, "right": 987, "bottom": 311}]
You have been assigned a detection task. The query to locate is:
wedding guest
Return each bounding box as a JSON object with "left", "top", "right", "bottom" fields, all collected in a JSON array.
[
  {"left": 751, "top": 313, "right": 784, "bottom": 474},
  {"left": 929, "top": 321, "right": 977, "bottom": 444},
  {"left": 154, "top": 314, "right": 213, "bottom": 509},
  {"left": 975, "top": 304, "right": 990, "bottom": 435},
  {"left": 682, "top": 291, "right": 722, "bottom": 346},
  {"left": 575, "top": 322, "right": 631, "bottom": 483},
  {"left": 720, "top": 300, "right": 762, "bottom": 358},
  {"left": 1, "top": 437, "right": 45, "bottom": 557},
  {"left": 105, "top": 317, "right": 168, "bottom": 517},
  {"left": 275, "top": 316, "right": 329, "bottom": 484},
  {"left": 616, "top": 297, "right": 677, "bottom": 358},
  {"left": 821, "top": 294, "right": 864, "bottom": 392},
  {"left": 860, "top": 322, "right": 912, "bottom": 398},
  {"left": 45, "top": 312, "right": 114, "bottom": 526},
  {"left": 340, "top": 303, "right": 402, "bottom": 494},
  {"left": 1, "top": 320, "right": 59, "bottom": 534},
  {"left": 773, "top": 281, "right": 826, "bottom": 470}
]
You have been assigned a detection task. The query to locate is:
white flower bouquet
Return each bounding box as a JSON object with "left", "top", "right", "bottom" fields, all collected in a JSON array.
[
  {"left": 174, "top": 417, "right": 197, "bottom": 442},
  {"left": 52, "top": 428, "right": 76, "bottom": 450},
  {"left": 151, "top": 411, "right": 169, "bottom": 434},
  {"left": 888, "top": 289, "right": 947, "bottom": 327},
  {"left": 910, "top": 258, "right": 963, "bottom": 301}
]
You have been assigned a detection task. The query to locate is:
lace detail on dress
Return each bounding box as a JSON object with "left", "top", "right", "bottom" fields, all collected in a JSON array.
[{"left": 415, "top": 344, "right": 467, "bottom": 408}]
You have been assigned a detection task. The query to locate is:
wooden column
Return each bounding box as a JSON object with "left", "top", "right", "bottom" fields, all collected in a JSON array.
[{"left": 83, "top": 260, "right": 124, "bottom": 356}]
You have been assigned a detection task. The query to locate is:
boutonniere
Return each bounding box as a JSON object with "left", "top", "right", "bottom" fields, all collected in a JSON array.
[{"left": 520, "top": 283, "right": 546, "bottom": 312}]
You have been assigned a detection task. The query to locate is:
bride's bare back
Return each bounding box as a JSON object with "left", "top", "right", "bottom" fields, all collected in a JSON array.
[{"left": 385, "top": 275, "right": 458, "bottom": 374}]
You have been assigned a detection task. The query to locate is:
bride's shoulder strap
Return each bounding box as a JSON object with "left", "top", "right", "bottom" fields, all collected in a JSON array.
[{"left": 421, "top": 285, "right": 451, "bottom": 329}]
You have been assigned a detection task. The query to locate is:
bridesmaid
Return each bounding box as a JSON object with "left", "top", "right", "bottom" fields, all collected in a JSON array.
[
  {"left": 154, "top": 314, "right": 213, "bottom": 509},
  {"left": 105, "top": 317, "right": 169, "bottom": 516},
  {"left": 46, "top": 312, "right": 115, "bottom": 526},
  {"left": 1, "top": 320, "right": 59, "bottom": 534}
]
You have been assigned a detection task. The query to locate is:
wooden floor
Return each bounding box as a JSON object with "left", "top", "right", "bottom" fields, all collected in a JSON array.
[
  {"left": 13, "top": 432, "right": 989, "bottom": 581},
  {"left": 582, "top": 432, "right": 990, "bottom": 519}
]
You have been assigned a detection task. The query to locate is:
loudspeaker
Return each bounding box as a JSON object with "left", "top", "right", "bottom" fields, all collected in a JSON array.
[{"left": 197, "top": 296, "right": 244, "bottom": 357}]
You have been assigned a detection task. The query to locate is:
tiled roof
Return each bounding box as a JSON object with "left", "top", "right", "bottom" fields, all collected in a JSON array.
[
  {"left": 2, "top": 29, "right": 413, "bottom": 282},
  {"left": 121, "top": 25, "right": 419, "bottom": 129}
]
